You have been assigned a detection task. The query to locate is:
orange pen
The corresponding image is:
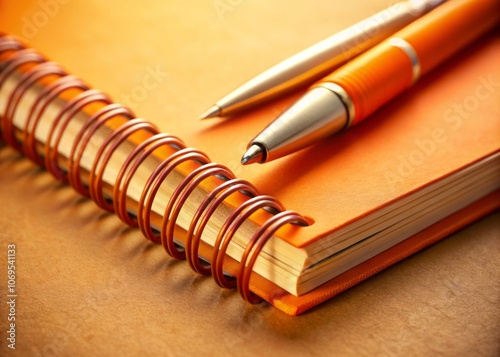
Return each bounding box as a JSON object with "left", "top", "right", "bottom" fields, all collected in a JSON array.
[{"left": 242, "top": 0, "right": 500, "bottom": 165}]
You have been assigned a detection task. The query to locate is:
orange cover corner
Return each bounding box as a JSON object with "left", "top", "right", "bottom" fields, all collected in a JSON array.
[{"left": 251, "top": 191, "right": 499, "bottom": 315}]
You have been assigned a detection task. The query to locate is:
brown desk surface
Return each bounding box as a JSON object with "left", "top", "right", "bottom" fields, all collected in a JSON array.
[{"left": 1, "top": 1, "right": 499, "bottom": 356}]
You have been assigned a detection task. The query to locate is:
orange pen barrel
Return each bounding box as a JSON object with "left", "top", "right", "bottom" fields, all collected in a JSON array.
[{"left": 318, "top": 0, "right": 500, "bottom": 126}]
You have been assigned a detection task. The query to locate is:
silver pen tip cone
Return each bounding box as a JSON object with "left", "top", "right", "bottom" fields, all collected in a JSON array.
[
  {"left": 241, "top": 144, "right": 265, "bottom": 165},
  {"left": 199, "top": 105, "right": 221, "bottom": 120}
]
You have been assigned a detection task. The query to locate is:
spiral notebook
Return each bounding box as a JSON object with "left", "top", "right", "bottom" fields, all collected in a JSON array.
[{"left": 1, "top": 8, "right": 499, "bottom": 314}]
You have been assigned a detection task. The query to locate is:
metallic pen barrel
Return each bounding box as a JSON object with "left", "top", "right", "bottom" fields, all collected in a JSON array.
[
  {"left": 241, "top": 86, "right": 349, "bottom": 164},
  {"left": 201, "top": 0, "right": 446, "bottom": 119}
]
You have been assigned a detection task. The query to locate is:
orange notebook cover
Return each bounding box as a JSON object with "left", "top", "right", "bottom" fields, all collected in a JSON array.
[{"left": 1, "top": 1, "right": 499, "bottom": 315}]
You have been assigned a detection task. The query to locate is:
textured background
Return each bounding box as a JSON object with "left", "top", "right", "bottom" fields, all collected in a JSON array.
[{"left": 1, "top": 1, "right": 499, "bottom": 356}]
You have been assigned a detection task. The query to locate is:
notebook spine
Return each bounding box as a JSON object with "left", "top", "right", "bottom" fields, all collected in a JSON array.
[{"left": 0, "top": 33, "right": 308, "bottom": 303}]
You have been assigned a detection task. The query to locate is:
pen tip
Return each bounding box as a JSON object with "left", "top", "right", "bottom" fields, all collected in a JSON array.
[
  {"left": 199, "top": 105, "right": 221, "bottom": 120},
  {"left": 241, "top": 144, "right": 265, "bottom": 165}
]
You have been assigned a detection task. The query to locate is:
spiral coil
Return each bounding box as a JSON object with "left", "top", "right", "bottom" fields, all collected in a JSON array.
[{"left": 0, "top": 33, "right": 309, "bottom": 303}]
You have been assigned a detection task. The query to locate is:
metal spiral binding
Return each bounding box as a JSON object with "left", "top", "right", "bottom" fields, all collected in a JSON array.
[
  {"left": 69, "top": 103, "right": 133, "bottom": 195},
  {"left": 0, "top": 33, "right": 309, "bottom": 303}
]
